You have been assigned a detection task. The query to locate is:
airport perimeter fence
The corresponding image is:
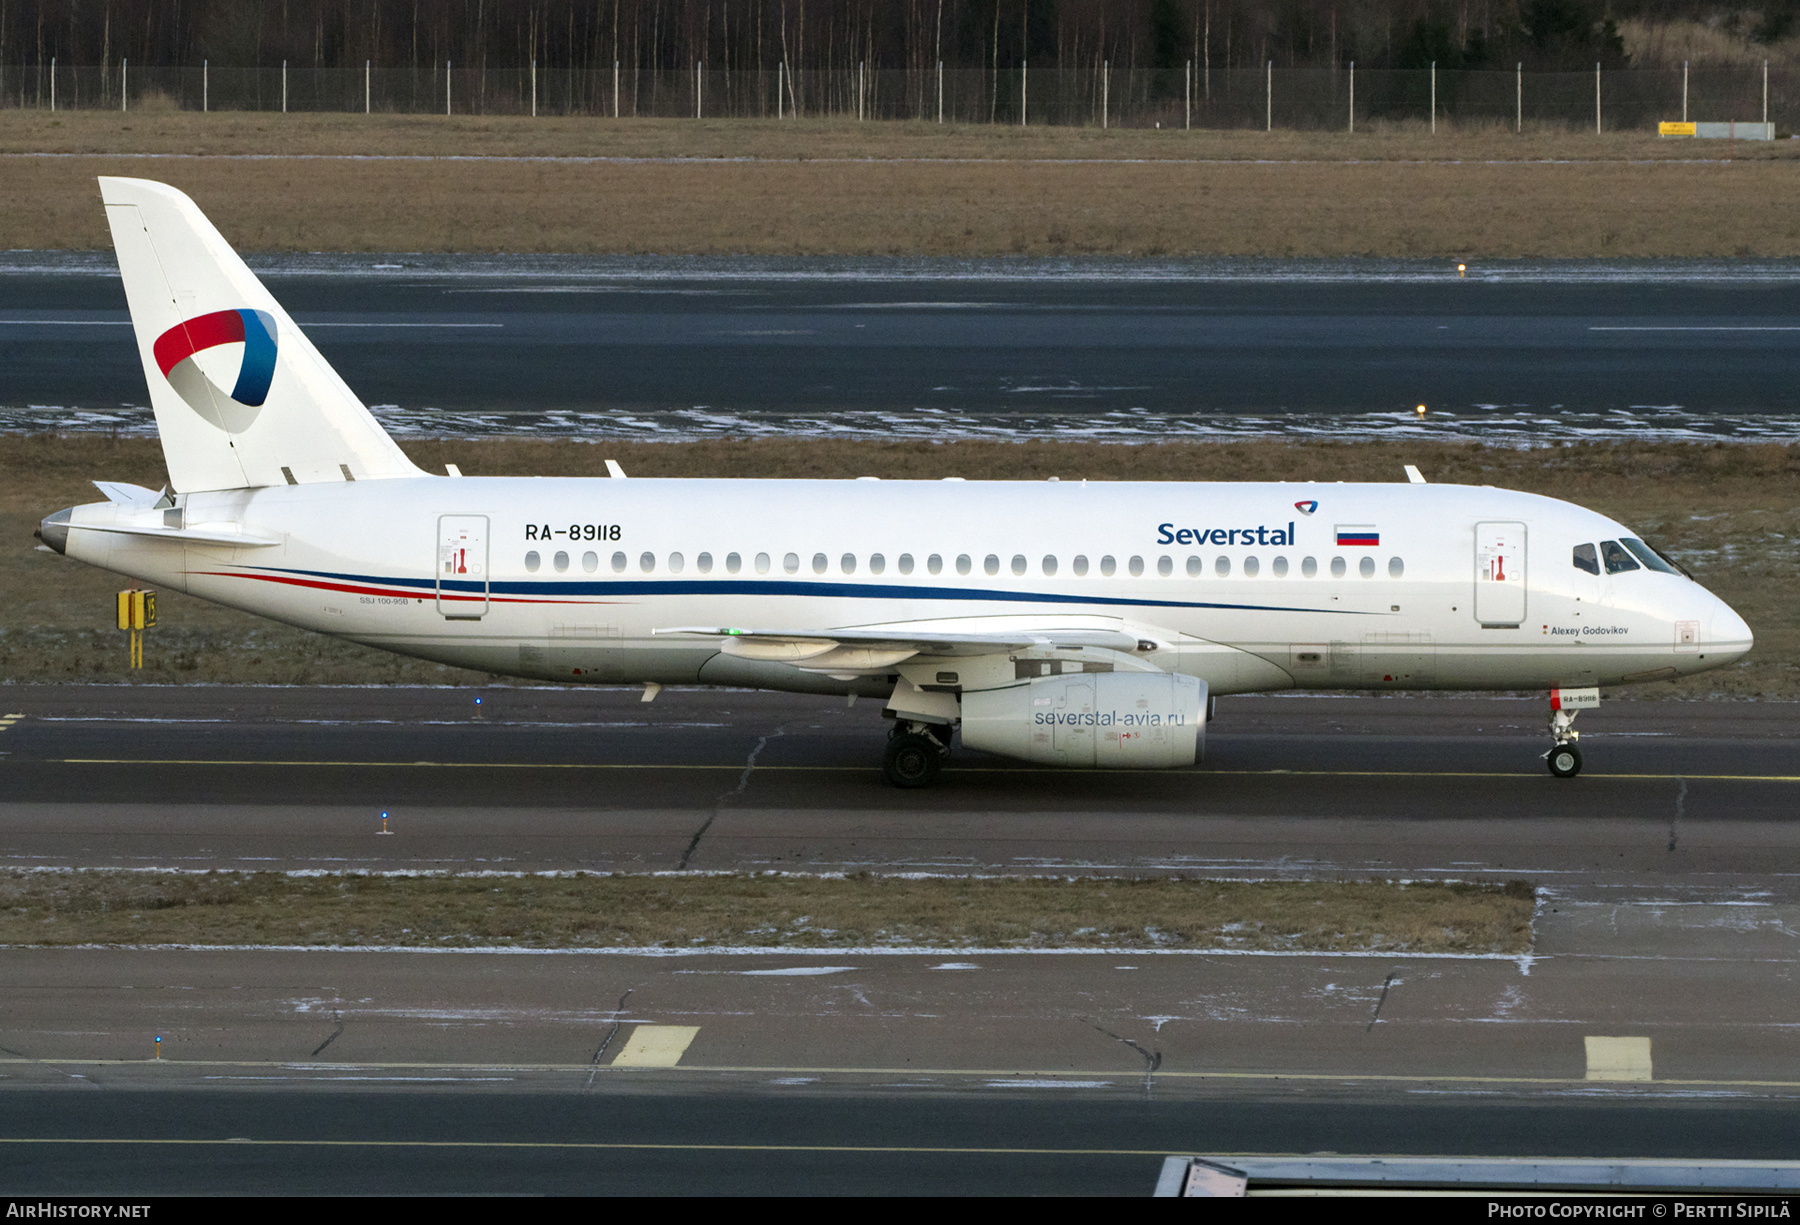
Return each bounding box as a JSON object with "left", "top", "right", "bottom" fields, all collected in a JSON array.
[{"left": 3, "top": 61, "right": 1795, "bottom": 134}]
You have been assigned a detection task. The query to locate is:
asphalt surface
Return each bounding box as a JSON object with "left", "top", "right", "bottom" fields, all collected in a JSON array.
[
  {"left": 8, "top": 263, "right": 1800, "bottom": 415},
  {"left": 1, "top": 684, "right": 1795, "bottom": 1194}
]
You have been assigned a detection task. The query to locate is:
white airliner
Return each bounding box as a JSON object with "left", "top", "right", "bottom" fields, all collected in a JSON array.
[{"left": 38, "top": 178, "right": 1753, "bottom": 785}]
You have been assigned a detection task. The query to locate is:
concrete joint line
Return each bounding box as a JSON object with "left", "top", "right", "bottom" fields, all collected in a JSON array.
[
  {"left": 1366, "top": 971, "right": 1399, "bottom": 1032},
  {"left": 307, "top": 1011, "right": 345, "bottom": 1058},
  {"left": 586, "top": 987, "right": 634, "bottom": 1090},
  {"left": 1087, "top": 1020, "right": 1162, "bottom": 1097}
]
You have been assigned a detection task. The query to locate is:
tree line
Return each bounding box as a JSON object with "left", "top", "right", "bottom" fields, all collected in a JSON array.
[{"left": 2, "top": 1, "right": 1788, "bottom": 75}]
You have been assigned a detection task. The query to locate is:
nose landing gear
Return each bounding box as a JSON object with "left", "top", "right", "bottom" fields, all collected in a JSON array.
[{"left": 1543, "top": 687, "right": 1598, "bottom": 778}]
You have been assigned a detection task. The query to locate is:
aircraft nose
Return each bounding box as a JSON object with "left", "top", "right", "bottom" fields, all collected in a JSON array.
[
  {"left": 1708, "top": 595, "right": 1754, "bottom": 661},
  {"left": 35, "top": 507, "right": 71, "bottom": 555}
]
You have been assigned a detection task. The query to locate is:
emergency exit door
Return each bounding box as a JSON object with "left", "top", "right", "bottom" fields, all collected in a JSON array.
[
  {"left": 436, "top": 515, "right": 489, "bottom": 618},
  {"left": 1474, "top": 521, "right": 1526, "bottom": 627}
]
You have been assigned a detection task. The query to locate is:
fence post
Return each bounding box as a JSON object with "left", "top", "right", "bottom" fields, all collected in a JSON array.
[
  {"left": 530, "top": 60, "right": 536, "bottom": 117},
  {"left": 1516, "top": 62, "right": 1522, "bottom": 132},
  {"left": 366, "top": 60, "right": 372, "bottom": 114},
  {"left": 1021, "top": 60, "right": 1026, "bottom": 126},
  {"left": 1595, "top": 61, "right": 1600, "bottom": 134},
  {"left": 204, "top": 60, "right": 209, "bottom": 113},
  {"left": 1764, "top": 60, "right": 1769, "bottom": 125},
  {"left": 778, "top": 61, "right": 785, "bottom": 119},
  {"left": 1349, "top": 61, "right": 1355, "bottom": 133},
  {"left": 49, "top": 56, "right": 54, "bottom": 112},
  {"left": 696, "top": 61, "right": 702, "bottom": 118},
  {"left": 614, "top": 61, "right": 620, "bottom": 118},
  {"left": 122, "top": 58, "right": 128, "bottom": 112},
  {"left": 447, "top": 60, "right": 452, "bottom": 115},
  {"left": 1265, "top": 60, "right": 1271, "bottom": 133},
  {"left": 1185, "top": 60, "right": 1191, "bottom": 129},
  {"left": 282, "top": 60, "right": 287, "bottom": 113},
  {"left": 1683, "top": 60, "right": 1688, "bottom": 123},
  {"left": 937, "top": 60, "right": 943, "bottom": 123},
  {"left": 1430, "top": 61, "right": 1436, "bottom": 134},
  {"left": 1102, "top": 60, "right": 1109, "bottom": 130}
]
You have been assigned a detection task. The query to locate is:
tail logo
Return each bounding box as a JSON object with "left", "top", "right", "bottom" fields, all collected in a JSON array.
[{"left": 152, "top": 309, "right": 278, "bottom": 433}]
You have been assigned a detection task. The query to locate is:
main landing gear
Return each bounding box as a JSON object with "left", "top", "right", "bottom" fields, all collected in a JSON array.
[
  {"left": 1544, "top": 704, "right": 1583, "bottom": 779},
  {"left": 883, "top": 722, "right": 951, "bottom": 789}
]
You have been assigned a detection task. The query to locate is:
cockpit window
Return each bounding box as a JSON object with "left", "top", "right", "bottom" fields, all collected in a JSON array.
[
  {"left": 1621, "top": 538, "right": 1681, "bottom": 576},
  {"left": 1599, "top": 540, "right": 1640, "bottom": 575},
  {"left": 1572, "top": 543, "right": 1599, "bottom": 575}
]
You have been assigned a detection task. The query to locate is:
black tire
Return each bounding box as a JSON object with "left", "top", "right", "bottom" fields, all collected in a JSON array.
[
  {"left": 882, "top": 733, "right": 943, "bottom": 789},
  {"left": 1547, "top": 744, "right": 1583, "bottom": 779}
]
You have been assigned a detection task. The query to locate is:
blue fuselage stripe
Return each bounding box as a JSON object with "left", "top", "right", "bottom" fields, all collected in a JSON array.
[{"left": 238, "top": 564, "right": 1364, "bottom": 616}]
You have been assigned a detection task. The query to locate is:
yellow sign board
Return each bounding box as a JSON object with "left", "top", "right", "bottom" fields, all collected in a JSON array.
[
  {"left": 116, "top": 590, "right": 156, "bottom": 668},
  {"left": 1659, "top": 121, "right": 1697, "bottom": 137}
]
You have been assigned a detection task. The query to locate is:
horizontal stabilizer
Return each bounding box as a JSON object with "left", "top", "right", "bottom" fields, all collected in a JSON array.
[{"left": 71, "top": 522, "right": 282, "bottom": 548}]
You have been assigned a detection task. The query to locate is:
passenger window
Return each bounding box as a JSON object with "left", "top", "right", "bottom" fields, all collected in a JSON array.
[
  {"left": 869, "top": 554, "right": 886, "bottom": 575},
  {"left": 525, "top": 551, "right": 542, "bottom": 573},
  {"left": 840, "top": 553, "right": 856, "bottom": 574},
  {"left": 696, "top": 552, "right": 712, "bottom": 574},
  {"left": 1600, "top": 540, "right": 1640, "bottom": 575},
  {"left": 1100, "top": 555, "right": 1117, "bottom": 576},
  {"left": 1073, "top": 555, "right": 1089, "bottom": 577},
  {"left": 897, "top": 553, "right": 914, "bottom": 575},
  {"left": 1012, "top": 554, "right": 1027, "bottom": 576},
  {"left": 554, "top": 550, "right": 570, "bottom": 573},
  {"left": 956, "top": 554, "right": 972, "bottom": 576},
  {"left": 1388, "top": 556, "right": 1404, "bottom": 579},
  {"left": 611, "top": 551, "right": 627, "bottom": 573},
  {"left": 1301, "top": 556, "right": 1318, "bottom": 578},
  {"left": 754, "top": 552, "right": 770, "bottom": 574},
  {"left": 639, "top": 552, "right": 656, "bottom": 573},
  {"left": 1156, "top": 555, "right": 1173, "bottom": 577},
  {"left": 1622, "top": 538, "right": 1680, "bottom": 575},
  {"left": 582, "top": 551, "right": 598, "bottom": 573},
  {"left": 1186, "top": 556, "right": 1202, "bottom": 577},
  {"left": 1214, "top": 556, "right": 1230, "bottom": 578},
  {"left": 668, "top": 552, "right": 684, "bottom": 574},
  {"left": 726, "top": 552, "right": 742, "bottom": 574},
  {"left": 812, "top": 553, "right": 829, "bottom": 575},
  {"left": 1572, "top": 543, "right": 1599, "bottom": 575},
  {"left": 1359, "top": 555, "right": 1375, "bottom": 578},
  {"left": 783, "top": 552, "right": 800, "bottom": 574},
  {"left": 1041, "top": 555, "right": 1057, "bottom": 576},
  {"left": 1128, "top": 555, "right": 1145, "bottom": 577},
  {"left": 1330, "top": 556, "right": 1347, "bottom": 578},
  {"left": 984, "top": 554, "right": 1000, "bottom": 576},
  {"left": 1243, "top": 556, "right": 1260, "bottom": 578},
  {"left": 928, "top": 554, "right": 943, "bottom": 575},
  {"left": 1272, "top": 556, "right": 1289, "bottom": 577}
]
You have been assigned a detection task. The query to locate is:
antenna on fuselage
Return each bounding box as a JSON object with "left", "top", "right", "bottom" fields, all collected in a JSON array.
[{"left": 1404, "top": 465, "right": 1427, "bottom": 484}]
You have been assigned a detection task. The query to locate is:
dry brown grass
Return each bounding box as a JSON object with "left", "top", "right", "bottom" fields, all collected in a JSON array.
[
  {"left": 4, "top": 114, "right": 1799, "bottom": 256},
  {"left": 0, "top": 869, "right": 1537, "bottom": 953},
  {"left": 5, "top": 435, "right": 1795, "bottom": 697}
]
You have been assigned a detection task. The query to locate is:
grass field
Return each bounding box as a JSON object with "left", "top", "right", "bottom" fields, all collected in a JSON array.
[
  {"left": 0, "top": 869, "right": 1537, "bottom": 954},
  {"left": 6, "top": 435, "right": 1794, "bottom": 697},
  {"left": 4, "top": 113, "right": 1800, "bottom": 256}
]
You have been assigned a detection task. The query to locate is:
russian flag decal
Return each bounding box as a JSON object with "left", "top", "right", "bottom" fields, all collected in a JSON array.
[{"left": 1336, "top": 525, "right": 1379, "bottom": 547}]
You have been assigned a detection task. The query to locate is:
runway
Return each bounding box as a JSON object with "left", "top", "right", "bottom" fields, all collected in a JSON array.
[
  {"left": 8, "top": 255, "right": 1800, "bottom": 423},
  {"left": 2, "top": 684, "right": 1796, "bottom": 1193}
]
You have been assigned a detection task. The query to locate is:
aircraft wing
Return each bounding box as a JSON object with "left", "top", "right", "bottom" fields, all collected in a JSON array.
[{"left": 654, "top": 624, "right": 1145, "bottom": 667}]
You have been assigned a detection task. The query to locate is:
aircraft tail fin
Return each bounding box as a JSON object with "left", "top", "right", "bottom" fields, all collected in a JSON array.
[{"left": 98, "top": 177, "right": 424, "bottom": 493}]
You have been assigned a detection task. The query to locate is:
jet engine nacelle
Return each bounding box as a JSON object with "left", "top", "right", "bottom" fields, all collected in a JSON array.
[{"left": 961, "top": 672, "right": 1206, "bottom": 768}]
